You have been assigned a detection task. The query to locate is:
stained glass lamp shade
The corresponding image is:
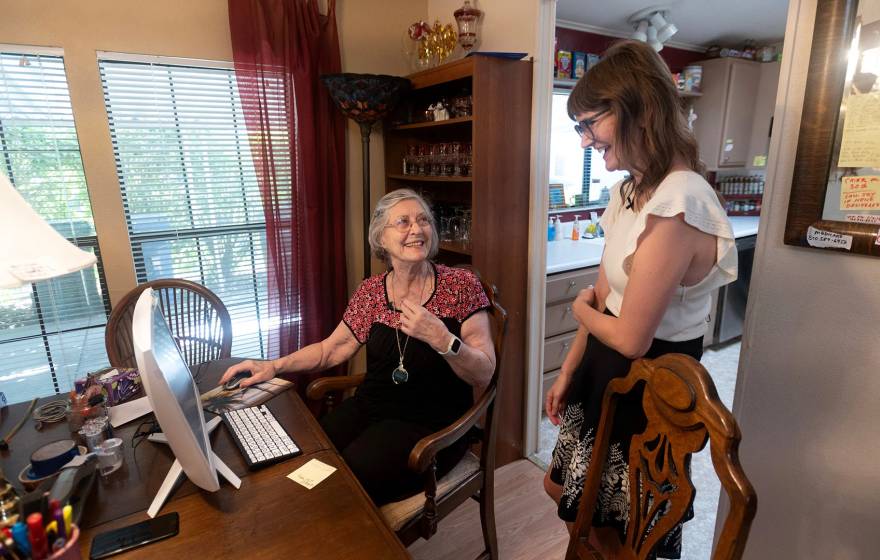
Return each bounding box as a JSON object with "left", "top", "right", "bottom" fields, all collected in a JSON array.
[{"left": 321, "top": 73, "right": 409, "bottom": 278}]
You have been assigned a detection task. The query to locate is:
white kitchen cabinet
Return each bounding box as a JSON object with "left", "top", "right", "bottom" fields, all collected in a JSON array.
[
  {"left": 692, "top": 58, "right": 762, "bottom": 170},
  {"left": 541, "top": 266, "right": 599, "bottom": 406},
  {"left": 746, "top": 61, "right": 781, "bottom": 169}
]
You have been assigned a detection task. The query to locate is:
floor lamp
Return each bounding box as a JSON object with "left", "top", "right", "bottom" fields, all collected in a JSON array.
[{"left": 321, "top": 73, "right": 409, "bottom": 278}]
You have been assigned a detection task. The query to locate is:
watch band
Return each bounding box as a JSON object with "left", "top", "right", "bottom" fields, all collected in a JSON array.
[{"left": 438, "top": 334, "right": 462, "bottom": 356}]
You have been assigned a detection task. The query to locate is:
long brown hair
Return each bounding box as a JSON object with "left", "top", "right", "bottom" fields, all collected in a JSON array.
[{"left": 567, "top": 40, "right": 704, "bottom": 209}]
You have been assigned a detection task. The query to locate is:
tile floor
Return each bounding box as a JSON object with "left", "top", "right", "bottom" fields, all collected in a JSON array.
[{"left": 534, "top": 339, "right": 742, "bottom": 559}]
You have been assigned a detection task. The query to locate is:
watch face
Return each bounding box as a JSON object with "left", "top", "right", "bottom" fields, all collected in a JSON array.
[{"left": 451, "top": 337, "right": 462, "bottom": 354}]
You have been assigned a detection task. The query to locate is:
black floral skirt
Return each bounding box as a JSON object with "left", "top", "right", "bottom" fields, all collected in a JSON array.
[{"left": 549, "top": 326, "right": 703, "bottom": 559}]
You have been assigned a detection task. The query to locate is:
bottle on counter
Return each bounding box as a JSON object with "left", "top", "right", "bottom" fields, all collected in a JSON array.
[
  {"left": 548, "top": 216, "right": 557, "bottom": 241},
  {"left": 571, "top": 215, "right": 581, "bottom": 240}
]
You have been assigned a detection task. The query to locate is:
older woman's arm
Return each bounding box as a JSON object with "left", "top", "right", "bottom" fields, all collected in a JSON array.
[
  {"left": 441, "top": 311, "right": 496, "bottom": 390},
  {"left": 399, "top": 300, "right": 496, "bottom": 390},
  {"left": 219, "top": 321, "right": 361, "bottom": 388}
]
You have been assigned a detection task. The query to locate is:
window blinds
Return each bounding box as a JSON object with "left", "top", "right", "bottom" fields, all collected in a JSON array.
[
  {"left": 99, "top": 59, "right": 270, "bottom": 360},
  {"left": 0, "top": 51, "right": 110, "bottom": 403}
]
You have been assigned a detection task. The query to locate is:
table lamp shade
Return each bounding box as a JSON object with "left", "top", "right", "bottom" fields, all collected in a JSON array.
[
  {"left": 0, "top": 172, "right": 96, "bottom": 288},
  {"left": 321, "top": 73, "right": 410, "bottom": 124}
]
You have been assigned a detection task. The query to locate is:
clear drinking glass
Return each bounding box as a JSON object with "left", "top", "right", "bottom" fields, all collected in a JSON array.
[{"left": 96, "top": 437, "right": 124, "bottom": 476}]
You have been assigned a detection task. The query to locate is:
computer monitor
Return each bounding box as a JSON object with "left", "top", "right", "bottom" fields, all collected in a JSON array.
[{"left": 131, "top": 288, "right": 239, "bottom": 516}]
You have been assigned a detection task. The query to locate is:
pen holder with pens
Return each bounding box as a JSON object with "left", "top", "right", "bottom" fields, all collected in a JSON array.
[{"left": 48, "top": 524, "right": 81, "bottom": 560}]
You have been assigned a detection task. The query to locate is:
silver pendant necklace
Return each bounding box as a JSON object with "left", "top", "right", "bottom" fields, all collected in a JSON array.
[{"left": 390, "top": 264, "right": 430, "bottom": 385}]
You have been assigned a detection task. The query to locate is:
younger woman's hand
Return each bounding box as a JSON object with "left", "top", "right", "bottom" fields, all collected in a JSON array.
[
  {"left": 571, "top": 286, "right": 596, "bottom": 323},
  {"left": 545, "top": 372, "right": 574, "bottom": 426}
]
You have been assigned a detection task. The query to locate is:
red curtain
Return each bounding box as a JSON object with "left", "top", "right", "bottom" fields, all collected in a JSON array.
[{"left": 229, "top": 0, "right": 347, "bottom": 395}]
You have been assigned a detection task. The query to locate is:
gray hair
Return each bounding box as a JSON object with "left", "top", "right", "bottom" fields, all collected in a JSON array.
[{"left": 369, "top": 188, "right": 439, "bottom": 264}]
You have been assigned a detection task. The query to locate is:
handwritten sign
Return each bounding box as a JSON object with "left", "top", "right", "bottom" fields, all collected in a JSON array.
[
  {"left": 288, "top": 459, "right": 336, "bottom": 489},
  {"left": 845, "top": 214, "right": 880, "bottom": 224},
  {"left": 838, "top": 93, "right": 880, "bottom": 168},
  {"left": 807, "top": 226, "right": 853, "bottom": 250},
  {"left": 840, "top": 175, "right": 880, "bottom": 210}
]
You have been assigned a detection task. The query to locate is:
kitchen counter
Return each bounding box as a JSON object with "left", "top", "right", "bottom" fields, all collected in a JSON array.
[{"left": 546, "top": 215, "right": 760, "bottom": 274}]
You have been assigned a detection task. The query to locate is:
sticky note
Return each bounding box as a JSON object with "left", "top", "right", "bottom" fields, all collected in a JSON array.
[
  {"left": 752, "top": 155, "right": 767, "bottom": 167},
  {"left": 840, "top": 175, "right": 880, "bottom": 210},
  {"left": 838, "top": 93, "right": 880, "bottom": 168},
  {"left": 288, "top": 459, "right": 337, "bottom": 489}
]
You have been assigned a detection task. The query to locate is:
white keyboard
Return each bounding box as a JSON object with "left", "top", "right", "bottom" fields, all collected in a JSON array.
[{"left": 222, "top": 405, "right": 301, "bottom": 469}]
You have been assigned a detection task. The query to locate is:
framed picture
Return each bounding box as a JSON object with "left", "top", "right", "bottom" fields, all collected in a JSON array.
[{"left": 784, "top": 0, "right": 880, "bottom": 255}]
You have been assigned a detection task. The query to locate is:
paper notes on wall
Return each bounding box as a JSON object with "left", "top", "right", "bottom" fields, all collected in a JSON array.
[
  {"left": 845, "top": 214, "right": 880, "bottom": 224},
  {"left": 288, "top": 459, "right": 337, "bottom": 489},
  {"left": 807, "top": 226, "right": 853, "bottom": 250},
  {"left": 840, "top": 175, "right": 880, "bottom": 210},
  {"left": 838, "top": 93, "right": 880, "bottom": 168}
]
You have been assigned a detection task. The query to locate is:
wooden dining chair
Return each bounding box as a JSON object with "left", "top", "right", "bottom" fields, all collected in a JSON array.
[
  {"left": 566, "top": 353, "right": 757, "bottom": 560},
  {"left": 105, "top": 278, "right": 233, "bottom": 368},
  {"left": 306, "top": 274, "right": 508, "bottom": 560}
]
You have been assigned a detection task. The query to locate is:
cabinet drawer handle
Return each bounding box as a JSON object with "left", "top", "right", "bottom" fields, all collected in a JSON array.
[
  {"left": 568, "top": 280, "right": 576, "bottom": 289},
  {"left": 562, "top": 342, "right": 570, "bottom": 349},
  {"left": 564, "top": 306, "right": 572, "bottom": 314}
]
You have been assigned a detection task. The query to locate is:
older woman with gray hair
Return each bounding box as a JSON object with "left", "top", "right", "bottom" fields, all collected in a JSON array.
[{"left": 220, "top": 188, "right": 495, "bottom": 504}]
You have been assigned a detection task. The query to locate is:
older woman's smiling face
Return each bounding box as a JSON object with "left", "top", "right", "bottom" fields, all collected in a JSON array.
[{"left": 381, "top": 199, "right": 432, "bottom": 266}]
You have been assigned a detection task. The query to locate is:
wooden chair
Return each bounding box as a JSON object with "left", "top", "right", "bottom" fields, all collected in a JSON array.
[
  {"left": 306, "top": 275, "right": 507, "bottom": 560},
  {"left": 566, "top": 353, "right": 757, "bottom": 560},
  {"left": 105, "top": 278, "right": 233, "bottom": 368}
]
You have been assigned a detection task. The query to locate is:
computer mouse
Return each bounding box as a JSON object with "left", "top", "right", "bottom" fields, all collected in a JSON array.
[{"left": 223, "top": 370, "right": 253, "bottom": 391}]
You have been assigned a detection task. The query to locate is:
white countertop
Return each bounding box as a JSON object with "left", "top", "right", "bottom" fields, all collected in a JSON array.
[{"left": 546, "top": 215, "right": 760, "bottom": 275}]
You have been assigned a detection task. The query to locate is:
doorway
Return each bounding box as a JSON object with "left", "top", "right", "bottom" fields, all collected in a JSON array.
[{"left": 528, "top": 1, "right": 788, "bottom": 557}]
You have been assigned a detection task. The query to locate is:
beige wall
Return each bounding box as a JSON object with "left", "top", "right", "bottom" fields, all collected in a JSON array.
[
  {"left": 428, "top": 0, "right": 538, "bottom": 56},
  {"left": 0, "top": 0, "right": 426, "bottom": 308},
  {"left": 734, "top": 0, "right": 880, "bottom": 556},
  {"left": 336, "top": 0, "right": 427, "bottom": 289}
]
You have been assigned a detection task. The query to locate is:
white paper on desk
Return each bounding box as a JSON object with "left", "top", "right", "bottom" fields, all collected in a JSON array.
[
  {"left": 108, "top": 396, "right": 152, "bottom": 428},
  {"left": 288, "top": 459, "right": 337, "bottom": 489}
]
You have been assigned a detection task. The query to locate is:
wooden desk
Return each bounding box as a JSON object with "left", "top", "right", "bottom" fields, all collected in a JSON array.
[{"left": 0, "top": 359, "right": 409, "bottom": 559}]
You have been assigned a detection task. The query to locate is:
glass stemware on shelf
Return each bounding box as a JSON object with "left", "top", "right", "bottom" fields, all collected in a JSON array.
[
  {"left": 436, "top": 204, "right": 472, "bottom": 249},
  {"left": 403, "top": 142, "right": 472, "bottom": 177}
]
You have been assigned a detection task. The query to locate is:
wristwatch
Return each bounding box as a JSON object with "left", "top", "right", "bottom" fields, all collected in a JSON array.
[{"left": 438, "top": 334, "right": 462, "bottom": 356}]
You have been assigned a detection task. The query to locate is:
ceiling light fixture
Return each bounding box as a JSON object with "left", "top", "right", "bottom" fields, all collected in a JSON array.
[
  {"left": 631, "top": 20, "right": 649, "bottom": 43},
  {"left": 628, "top": 6, "right": 678, "bottom": 52}
]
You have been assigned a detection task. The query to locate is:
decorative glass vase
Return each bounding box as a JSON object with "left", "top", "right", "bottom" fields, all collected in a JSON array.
[{"left": 454, "top": 0, "right": 482, "bottom": 53}]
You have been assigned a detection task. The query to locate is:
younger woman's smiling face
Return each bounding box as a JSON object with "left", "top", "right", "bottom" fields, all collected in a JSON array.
[{"left": 576, "top": 110, "right": 623, "bottom": 172}]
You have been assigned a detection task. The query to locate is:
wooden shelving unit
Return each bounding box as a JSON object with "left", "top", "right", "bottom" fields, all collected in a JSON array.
[
  {"left": 438, "top": 240, "right": 472, "bottom": 255},
  {"left": 384, "top": 55, "right": 533, "bottom": 466},
  {"left": 386, "top": 174, "right": 472, "bottom": 183},
  {"left": 392, "top": 116, "right": 473, "bottom": 130}
]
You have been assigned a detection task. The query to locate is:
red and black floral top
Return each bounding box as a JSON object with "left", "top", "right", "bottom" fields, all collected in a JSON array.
[{"left": 342, "top": 263, "right": 490, "bottom": 428}]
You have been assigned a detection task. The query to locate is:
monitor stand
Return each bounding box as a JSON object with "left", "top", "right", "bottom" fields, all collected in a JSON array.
[{"left": 146, "top": 416, "right": 241, "bottom": 517}]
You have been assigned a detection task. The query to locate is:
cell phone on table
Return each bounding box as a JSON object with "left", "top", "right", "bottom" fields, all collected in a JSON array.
[{"left": 89, "top": 512, "right": 179, "bottom": 559}]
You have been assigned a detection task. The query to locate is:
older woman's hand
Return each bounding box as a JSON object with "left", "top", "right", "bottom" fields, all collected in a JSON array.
[
  {"left": 218, "top": 358, "right": 277, "bottom": 389},
  {"left": 399, "top": 299, "right": 451, "bottom": 352}
]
